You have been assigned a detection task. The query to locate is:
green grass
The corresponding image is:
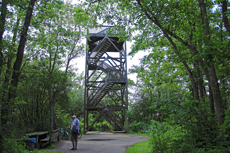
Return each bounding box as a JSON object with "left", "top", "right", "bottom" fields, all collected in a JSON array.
[
  {"left": 30, "top": 150, "right": 63, "bottom": 153},
  {"left": 46, "top": 144, "right": 56, "bottom": 149},
  {"left": 39, "top": 151, "right": 63, "bottom": 153},
  {"left": 135, "top": 133, "right": 149, "bottom": 136},
  {"left": 125, "top": 140, "right": 151, "bottom": 153}
]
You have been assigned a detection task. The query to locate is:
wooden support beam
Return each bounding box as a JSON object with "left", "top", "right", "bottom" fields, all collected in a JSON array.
[{"left": 87, "top": 109, "right": 104, "bottom": 131}]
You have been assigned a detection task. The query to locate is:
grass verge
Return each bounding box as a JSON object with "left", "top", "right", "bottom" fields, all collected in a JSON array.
[
  {"left": 125, "top": 140, "right": 151, "bottom": 153},
  {"left": 30, "top": 149, "right": 63, "bottom": 153},
  {"left": 40, "top": 151, "right": 63, "bottom": 153},
  {"left": 46, "top": 144, "right": 56, "bottom": 149}
]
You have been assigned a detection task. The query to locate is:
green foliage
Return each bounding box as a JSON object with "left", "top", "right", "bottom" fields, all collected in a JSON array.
[
  {"left": 129, "top": 122, "right": 149, "bottom": 134},
  {"left": 2, "top": 138, "right": 31, "bottom": 153},
  {"left": 1, "top": 1, "right": 92, "bottom": 152},
  {"left": 80, "top": 118, "right": 84, "bottom": 129},
  {"left": 148, "top": 121, "right": 189, "bottom": 153},
  {"left": 87, "top": 113, "right": 113, "bottom": 131},
  {"left": 146, "top": 120, "right": 230, "bottom": 152},
  {"left": 125, "top": 140, "right": 151, "bottom": 153},
  {"left": 46, "top": 144, "right": 56, "bottom": 149},
  {"left": 192, "top": 148, "right": 228, "bottom": 153},
  {"left": 220, "top": 108, "right": 230, "bottom": 140},
  {"left": 2, "top": 135, "right": 63, "bottom": 153},
  {"left": 1, "top": 0, "right": 230, "bottom": 152},
  {"left": 55, "top": 104, "right": 71, "bottom": 128}
]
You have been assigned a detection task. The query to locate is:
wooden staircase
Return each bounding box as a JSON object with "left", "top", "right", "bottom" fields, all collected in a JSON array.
[
  {"left": 89, "top": 82, "right": 114, "bottom": 107},
  {"left": 89, "top": 38, "right": 112, "bottom": 65}
]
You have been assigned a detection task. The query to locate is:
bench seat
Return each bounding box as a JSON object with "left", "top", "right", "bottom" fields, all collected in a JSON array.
[{"left": 40, "top": 128, "right": 60, "bottom": 148}]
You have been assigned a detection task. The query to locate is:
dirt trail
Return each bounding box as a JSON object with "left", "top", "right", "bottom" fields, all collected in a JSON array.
[{"left": 40, "top": 131, "right": 149, "bottom": 153}]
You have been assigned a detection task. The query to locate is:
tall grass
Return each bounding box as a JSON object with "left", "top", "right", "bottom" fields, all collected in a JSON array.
[{"left": 125, "top": 140, "right": 151, "bottom": 153}]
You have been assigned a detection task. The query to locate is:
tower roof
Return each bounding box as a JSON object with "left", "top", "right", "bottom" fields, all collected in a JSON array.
[{"left": 88, "top": 26, "right": 124, "bottom": 37}]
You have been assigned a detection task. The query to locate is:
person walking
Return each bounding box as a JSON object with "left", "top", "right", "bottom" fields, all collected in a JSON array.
[{"left": 70, "top": 115, "right": 80, "bottom": 150}]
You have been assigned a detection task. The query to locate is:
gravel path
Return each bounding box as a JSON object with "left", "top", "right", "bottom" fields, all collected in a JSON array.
[{"left": 41, "top": 131, "right": 149, "bottom": 153}]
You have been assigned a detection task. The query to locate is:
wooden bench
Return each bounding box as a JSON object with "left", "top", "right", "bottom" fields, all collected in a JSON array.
[{"left": 40, "top": 128, "right": 61, "bottom": 148}]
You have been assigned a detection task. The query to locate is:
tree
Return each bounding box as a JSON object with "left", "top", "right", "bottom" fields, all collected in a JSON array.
[
  {"left": 0, "top": 0, "right": 9, "bottom": 75},
  {"left": 220, "top": 0, "right": 230, "bottom": 33},
  {"left": 0, "top": 0, "right": 37, "bottom": 133},
  {"left": 29, "top": 1, "right": 90, "bottom": 130},
  {"left": 0, "top": 0, "right": 38, "bottom": 151}
]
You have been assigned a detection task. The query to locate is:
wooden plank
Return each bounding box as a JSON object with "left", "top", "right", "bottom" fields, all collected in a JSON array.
[
  {"left": 52, "top": 128, "right": 60, "bottom": 134},
  {"left": 40, "top": 129, "right": 60, "bottom": 143},
  {"left": 40, "top": 137, "right": 49, "bottom": 142},
  {"left": 26, "top": 131, "right": 48, "bottom": 136}
]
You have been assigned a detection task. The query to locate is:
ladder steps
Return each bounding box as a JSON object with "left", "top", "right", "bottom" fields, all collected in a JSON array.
[
  {"left": 89, "top": 83, "right": 114, "bottom": 107},
  {"left": 102, "top": 111, "right": 123, "bottom": 130},
  {"left": 90, "top": 38, "right": 113, "bottom": 63}
]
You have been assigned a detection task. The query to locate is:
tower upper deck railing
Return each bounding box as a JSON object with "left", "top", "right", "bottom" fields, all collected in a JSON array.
[{"left": 88, "top": 26, "right": 124, "bottom": 37}]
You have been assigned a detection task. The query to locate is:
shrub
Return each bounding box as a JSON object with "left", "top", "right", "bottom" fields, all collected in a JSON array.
[
  {"left": 2, "top": 138, "right": 30, "bottom": 153},
  {"left": 147, "top": 120, "right": 230, "bottom": 152},
  {"left": 129, "top": 122, "right": 148, "bottom": 133},
  {"left": 55, "top": 104, "right": 71, "bottom": 128},
  {"left": 148, "top": 121, "right": 191, "bottom": 153}
]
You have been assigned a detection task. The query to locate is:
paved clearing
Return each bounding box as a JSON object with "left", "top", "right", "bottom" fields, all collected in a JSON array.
[{"left": 41, "top": 131, "right": 149, "bottom": 153}]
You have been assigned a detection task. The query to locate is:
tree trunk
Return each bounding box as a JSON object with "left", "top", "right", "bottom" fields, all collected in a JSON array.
[
  {"left": 11, "top": 0, "right": 37, "bottom": 88},
  {"left": 198, "top": 0, "right": 225, "bottom": 127},
  {"left": 199, "top": 58, "right": 215, "bottom": 114},
  {"left": 221, "top": 73, "right": 228, "bottom": 111},
  {"left": 222, "top": 0, "right": 230, "bottom": 33},
  {"left": 194, "top": 60, "right": 205, "bottom": 101},
  {"left": 208, "top": 64, "right": 225, "bottom": 126},
  {"left": 0, "top": 0, "right": 8, "bottom": 76},
  {"left": 48, "top": 83, "right": 54, "bottom": 130},
  {"left": 207, "top": 84, "right": 215, "bottom": 114},
  {"left": 164, "top": 32, "right": 200, "bottom": 101},
  {"left": 1, "top": 13, "right": 21, "bottom": 111}
]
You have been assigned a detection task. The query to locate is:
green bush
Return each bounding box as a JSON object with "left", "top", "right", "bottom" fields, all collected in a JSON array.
[
  {"left": 2, "top": 138, "right": 30, "bottom": 153},
  {"left": 147, "top": 120, "right": 230, "bottom": 153},
  {"left": 55, "top": 104, "right": 71, "bottom": 128},
  {"left": 192, "top": 147, "right": 229, "bottom": 153},
  {"left": 2, "top": 136, "right": 63, "bottom": 153},
  {"left": 129, "top": 121, "right": 148, "bottom": 133},
  {"left": 93, "top": 120, "right": 113, "bottom": 131},
  {"left": 148, "top": 121, "right": 191, "bottom": 153}
]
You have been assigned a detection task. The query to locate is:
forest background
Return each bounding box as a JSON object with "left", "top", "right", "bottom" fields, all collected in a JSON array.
[{"left": 0, "top": 0, "right": 230, "bottom": 152}]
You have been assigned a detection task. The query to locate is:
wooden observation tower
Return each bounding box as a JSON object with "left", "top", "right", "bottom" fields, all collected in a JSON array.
[{"left": 84, "top": 26, "right": 128, "bottom": 133}]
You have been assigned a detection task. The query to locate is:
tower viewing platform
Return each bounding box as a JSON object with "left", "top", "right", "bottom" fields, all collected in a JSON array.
[{"left": 84, "top": 26, "right": 128, "bottom": 133}]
